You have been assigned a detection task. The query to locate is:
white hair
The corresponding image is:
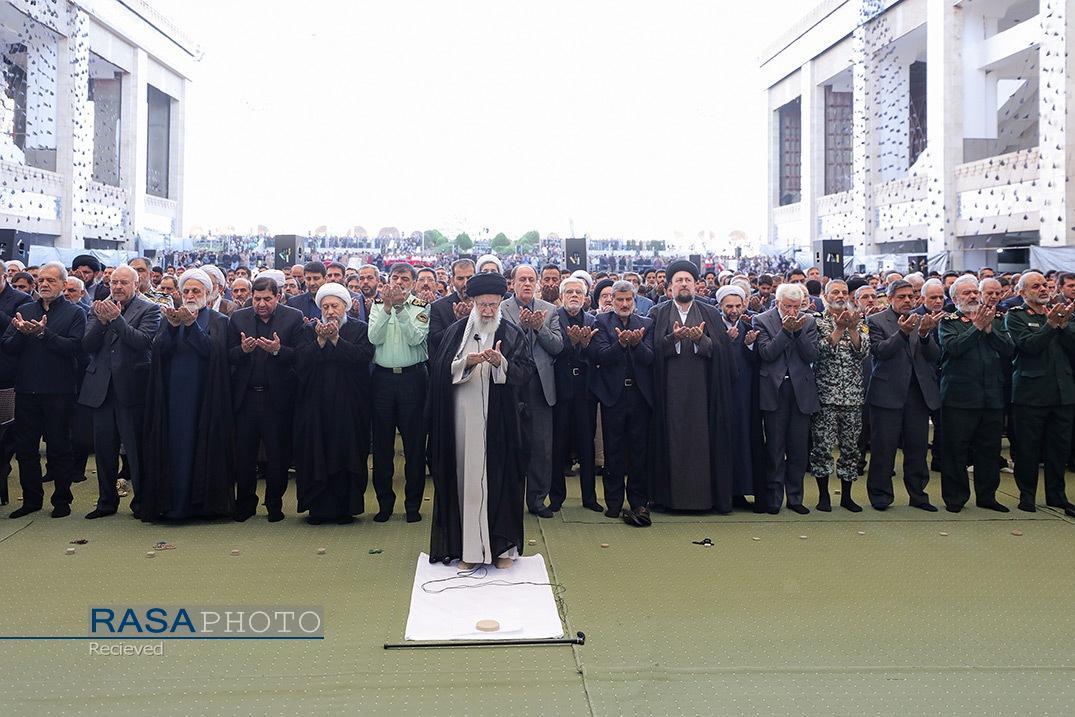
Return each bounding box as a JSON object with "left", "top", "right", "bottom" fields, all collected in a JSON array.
[
  {"left": 66, "top": 276, "right": 84, "bottom": 291},
  {"left": 559, "top": 277, "right": 586, "bottom": 296},
  {"left": 775, "top": 283, "right": 804, "bottom": 302},
  {"left": 610, "top": 279, "right": 635, "bottom": 295},
  {"left": 39, "top": 261, "right": 68, "bottom": 282},
  {"left": 949, "top": 274, "right": 979, "bottom": 297},
  {"left": 921, "top": 278, "right": 944, "bottom": 297},
  {"left": 110, "top": 264, "right": 138, "bottom": 283}
]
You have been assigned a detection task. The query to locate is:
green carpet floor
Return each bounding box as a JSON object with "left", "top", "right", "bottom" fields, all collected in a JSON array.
[{"left": 1, "top": 452, "right": 1073, "bottom": 716}]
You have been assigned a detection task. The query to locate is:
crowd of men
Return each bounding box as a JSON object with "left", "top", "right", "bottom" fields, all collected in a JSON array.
[{"left": 2, "top": 252, "right": 1074, "bottom": 554}]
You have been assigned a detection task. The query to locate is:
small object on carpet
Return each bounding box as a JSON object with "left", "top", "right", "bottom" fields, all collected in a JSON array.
[
  {"left": 230, "top": 548, "right": 241, "bottom": 556},
  {"left": 69, "top": 538, "right": 88, "bottom": 544},
  {"left": 600, "top": 543, "right": 609, "bottom": 548},
  {"left": 692, "top": 538, "right": 714, "bottom": 546},
  {"left": 1011, "top": 529, "right": 1024, "bottom": 536},
  {"left": 799, "top": 535, "right": 808, "bottom": 539},
  {"left": 146, "top": 551, "right": 156, "bottom": 558},
  {"left": 528, "top": 539, "right": 536, "bottom": 546},
  {"left": 475, "top": 619, "right": 500, "bottom": 632},
  {"left": 317, "top": 547, "right": 327, "bottom": 554},
  {"left": 939, "top": 532, "right": 949, "bottom": 536},
  {"left": 369, "top": 548, "right": 383, "bottom": 554},
  {"left": 64, "top": 547, "right": 75, "bottom": 555}
]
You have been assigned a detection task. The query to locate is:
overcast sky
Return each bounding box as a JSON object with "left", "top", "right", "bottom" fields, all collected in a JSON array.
[{"left": 157, "top": 0, "right": 805, "bottom": 246}]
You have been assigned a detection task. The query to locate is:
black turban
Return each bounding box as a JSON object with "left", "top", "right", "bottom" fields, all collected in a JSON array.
[
  {"left": 665, "top": 260, "right": 699, "bottom": 281},
  {"left": 466, "top": 272, "right": 507, "bottom": 298},
  {"left": 592, "top": 278, "right": 614, "bottom": 306},
  {"left": 72, "top": 254, "right": 102, "bottom": 273}
]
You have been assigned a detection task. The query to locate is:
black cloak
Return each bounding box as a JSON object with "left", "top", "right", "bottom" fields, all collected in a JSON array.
[
  {"left": 647, "top": 300, "right": 740, "bottom": 513},
  {"left": 292, "top": 320, "right": 374, "bottom": 516},
  {"left": 426, "top": 317, "right": 534, "bottom": 564},
  {"left": 140, "top": 310, "right": 234, "bottom": 521}
]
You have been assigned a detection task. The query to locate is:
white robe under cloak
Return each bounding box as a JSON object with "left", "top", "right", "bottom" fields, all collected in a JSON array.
[{"left": 449, "top": 314, "right": 518, "bottom": 564}]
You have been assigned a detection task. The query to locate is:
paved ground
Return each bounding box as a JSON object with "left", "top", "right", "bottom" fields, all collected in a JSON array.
[{"left": 1, "top": 456, "right": 1073, "bottom": 716}]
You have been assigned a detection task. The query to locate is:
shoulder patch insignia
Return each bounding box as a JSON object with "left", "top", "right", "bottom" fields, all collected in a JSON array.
[
  {"left": 374, "top": 299, "right": 384, "bottom": 304},
  {"left": 416, "top": 312, "right": 428, "bottom": 323},
  {"left": 1009, "top": 304, "right": 1027, "bottom": 311},
  {"left": 411, "top": 298, "right": 428, "bottom": 307},
  {"left": 943, "top": 313, "right": 960, "bottom": 320}
]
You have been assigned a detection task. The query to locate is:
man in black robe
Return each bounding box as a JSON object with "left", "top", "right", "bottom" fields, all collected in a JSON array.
[
  {"left": 293, "top": 283, "right": 374, "bottom": 524},
  {"left": 428, "top": 272, "right": 535, "bottom": 567},
  {"left": 140, "top": 269, "right": 234, "bottom": 521},
  {"left": 648, "top": 260, "right": 738, "bottom": 514}
]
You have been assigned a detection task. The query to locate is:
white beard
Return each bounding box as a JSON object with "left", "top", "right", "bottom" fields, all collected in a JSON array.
[{"left": 185, "top": 297, "right": 207, "bottom": 312}]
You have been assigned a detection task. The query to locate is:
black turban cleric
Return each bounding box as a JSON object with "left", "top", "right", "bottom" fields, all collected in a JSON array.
[{"left": 466, "top": 272, "right": 508, "bottom": 298}]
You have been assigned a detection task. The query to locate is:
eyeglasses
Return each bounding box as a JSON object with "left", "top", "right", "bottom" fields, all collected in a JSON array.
[{"left": 475, "top": 301, "right": 500, "bottom": 309}]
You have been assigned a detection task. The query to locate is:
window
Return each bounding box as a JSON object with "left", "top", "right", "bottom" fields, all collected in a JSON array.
[
  {"left": 89, "top": 54, "right": 122, "bottom": 186},
  {"left": 146, "top": 85, "right": 171, "bottom": 198},
  {"left": 908, "top": 61, "right": 927, "bottom": 167},
  {"left": 824, "top": 86, "right": 853, "bottom": 194},
  {"left": 778, "top": 98, "right": 801, "bottom": 206}
]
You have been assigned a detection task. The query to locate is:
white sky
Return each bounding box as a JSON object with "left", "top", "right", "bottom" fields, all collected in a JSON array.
[{"left": 156, "top": 0, "right": 805, "bottom": 246}]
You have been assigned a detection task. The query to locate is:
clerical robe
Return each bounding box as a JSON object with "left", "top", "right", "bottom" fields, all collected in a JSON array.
[{"left": 427, "top": 316, "right": 534, "bottom": 564}]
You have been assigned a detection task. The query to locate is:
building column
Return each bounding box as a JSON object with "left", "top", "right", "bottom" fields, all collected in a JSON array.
[
  {"left": 55, "top": 7, "right": 91, "bottom": 249},
  {"left": 926, "top": 0, "right": 964, "bottom": 266},
  {"left": 1038, "top": 0, "right": 1074, "bottom": 247},
  {"left": 766, "top": 98, "right": 779, "bottom": 248},
  {"left": 169, "top": 89, "right": 186, "bottom": 239},
  {"left": 122, "top": 48, "right": 149, "bottom": 249},
  {"left": 23, "top": 20, "right": 57, "bottom": 171},
  {"left": 801, "top": 59, "right": 823, "bottom": 264},
  {"left": 850, "top": 23, "right": 878, "bottom": 260}
]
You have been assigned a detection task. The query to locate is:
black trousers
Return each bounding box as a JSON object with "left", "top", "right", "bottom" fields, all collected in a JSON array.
[
  {"left": 235, "top": 389, "right": 291, "bottom": 513},
  {"left": 867, "top": 385, "right": 931, "bottom": 508},
  {"left": 940, "top": 406, "right": 1002, "bottom": 508},
  {"left": 600, "top": 387, "right": 649, "bottom": 512},
  {"left": 550, "top": 389, "right": 598, "bottom": 508},
  {"left": 761, "top": 378, "right": 810, "bottom": 509},
  {"left": 1012, "top": 403, "right": 1073, "bottom": 506},
  {"left": 91, "top": 389, "right": 144, "bottom": 513},
  {"left": 14, "top": 393, "right": 74, "bottom": 509},
  {"left": 371, "top": 366, "right": 427, "bottom": 515},
  {"left": 0, "top": 421, "right": 13, "bottom": 502}
]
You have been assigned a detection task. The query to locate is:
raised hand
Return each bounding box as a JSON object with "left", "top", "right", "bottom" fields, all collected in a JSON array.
[
  {"left": 672, "top": 321, "right": 690, "bottom": 341},
  {"left": 971, "top": 304, "right": 993, "bottom": 332},
  {"left": 919, "top": 311, "right": 943, "bottom": 337},
  {"left": 256, "top": 331, "right": 282, "bottom": 354},
  {"left": 239, "top": 331, "right": 258, "bottom": 354},
  {"left": 578, "top": 326, "right": 598, "bottom": 348},
  {"left": 898, "top": 312, "right": 920, "bottom": 335},
  {"left": 744, "top": 329, "right": 759, "bottom": 346},
  {"left": 847, "top": 310, "right": 863, "bottom": 329},
  {"left": 465, "top": 351, "right": 485, "bottom": 368},
  {"left": 688, "top": 321, "right": 706, "bottom": 342},
  {"left": 726, "top": 323, "right": 739, "bottom": 340},
  {"left": 615, "top": 327, "right": 629, "bottom": 347},
  {"left": 453, "top": 299, "right": 473, "bottom": 320},
  {"left": 482, "top": 340, "right": 504, "bottom": 367},
  {"left": 161, "top": 306, "right": 182, "bottom": 327},
  {"left": 530, "top": 309, "right": 547, "bottom": 330}
]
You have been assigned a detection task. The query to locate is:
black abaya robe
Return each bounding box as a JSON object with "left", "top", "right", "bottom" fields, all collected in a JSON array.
[
  {"left": 140, "top": 310, "right": 234, "bottom": 521},
  {"left": 647, "top": 300, "right": 739, "bottom": 513},
  {"left": 292, "top": 320, "right": 374, "bottom": 519},
  {"left": 427, "top": 318, "right": 534, "bottom": 564}
]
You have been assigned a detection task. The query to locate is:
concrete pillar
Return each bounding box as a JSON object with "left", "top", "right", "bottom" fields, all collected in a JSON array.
[
  {"left": 122, "top": 49, "right": 149, "bottom": 248},
  {"left": 801, "top": 59, "right": 823, "bottom": 262},
  {"left": 873, "top": 50, "right": 909, "bottom": 184},
  {"left": 55, "top": 6, "right": 91, "bottom": 248},
  {"left": 1038, "top": 0, "right": 1074, "bottom": 247},
  {"left": 925, "top": 0, "right": 964, "bottom": 265},
  {"left": 169, "top": 89, "right": 185, "bottom": 238},
  {"left": 766, "top": 97, "right": 779, "bottom": 247},
  {"left": 850, "top": 22, "right": 877, "bottom": 258}
]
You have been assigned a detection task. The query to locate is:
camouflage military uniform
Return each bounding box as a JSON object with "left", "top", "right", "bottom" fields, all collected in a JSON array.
[{"left": 809, "top": 311, "right": 870, "bottom": 481}]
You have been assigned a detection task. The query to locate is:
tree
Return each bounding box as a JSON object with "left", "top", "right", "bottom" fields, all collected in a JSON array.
[
  {"left": 516, "top": 230, "right": 540, "bottom": 253},
  {"left": 455, "top": 232, "right": 473, "bottom": 250},
  {"left": 423, "top": 229, "right": 447, "bottom": 249},
  {"left": 490, "top": 232, "right": 510, "bottom": 250},
  {"left": 433, "top": 241, "right": 453, "bottom": 255}
]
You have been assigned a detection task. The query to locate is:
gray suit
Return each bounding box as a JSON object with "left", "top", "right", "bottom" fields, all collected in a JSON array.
[
  {"left": 865, "top": 307, "right": 941, "bottom": 508},
  {"left": 753, "top": 307, "right": 819, "bottom": 510},
  {"left": 501, "top": 296, "right": 563, "bottom": 512},
  {"left": 79, "top": 294, "right": 161, "bottom": 512}
]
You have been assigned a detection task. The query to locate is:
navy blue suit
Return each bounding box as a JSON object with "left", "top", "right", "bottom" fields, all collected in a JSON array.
[
  {"left": 591, "top": 310, "right": 654, "bottom": 513},
  {"left": 550, "top": 307, "right": 599, "bottom": 509}
]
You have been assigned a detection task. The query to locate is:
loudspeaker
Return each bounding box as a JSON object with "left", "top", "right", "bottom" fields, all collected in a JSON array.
[
  {"left": 272, "top": 235, "right": 306, "bottom": 270},
  {"left": 689, "top": 254, "right": 702, "bottom": 269},
  {"left": 0, "top": 230, "right": 29, "bottom": 264},
  {"left": 819, "top": 239, "right": 844, "bottom": 279},
  {"left": 564, "top": 238, "right": 587, "bottom": 273}
]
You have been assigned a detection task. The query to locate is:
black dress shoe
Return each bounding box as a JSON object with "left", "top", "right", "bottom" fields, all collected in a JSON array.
[
  {"left": 944, "top": 504, "right": 963, "bottom": 513},
  {"left": 787, "top": 504, "right": 810, "bottom": 515},
  {"left": 85, "top": 508, "right": 117, "bottom": 520},
  {"left": 267, "top": 509, "right": 285, "bottom": 523},
  {"left": 548, "top": 503, "right": 562, "bottom": 513},
  {"left": 336, "top": 515, "right": 355, "bottom": 525},
  {"left": 913, "top": 502, "right": 939, "bottom": 512},
  {"left": 9, "top": 505, "right": 40, "bottom": 518},
  {"left": 766, "top": 507, "right": 780, "bottom": 515},
  {"left": 604, "top": 508, "right": 621, "bottom": 519},
  {"left": 373, "top": 510, "right": 392, "bottom": 522},
  {"left": 1046, "top": 501, "right": 1075, "bottom": 518},
  {"left": 633, "top": 506, "right": 652, "bottom": 526},
  {"left": 51, "top": 504, "right": 71, "bottom": 518},
  {"left": 1017, "top": 501, "right": 1036, "bottom": 513},
  {"left": 976, "top": 500, "right": 1010, "bottom": 513},
  {"left": 621, "top": 509, "right": 646, "bottom": 527},
  {"left": 305, "top": 516, "right": 327, "bottom": 525},
  {"left": 871, "top": 504, "right": 888, "bottom": 511},
  {"left": 406, "top": 512, "right": 422, "bottom": 523},
  {"left": 233, "top": 510, "right": 255, "bottom": 522},
  {"left": 582, "top": 501, "right": 604, "bottom": 513},
  {"left": 530, "top": 507, "right": 554, "bottom": 519}
]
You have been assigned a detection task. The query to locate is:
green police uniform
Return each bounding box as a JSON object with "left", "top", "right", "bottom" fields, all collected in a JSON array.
[
  {"left": 1004, "top": 305, "right": 1075, "bottom": 512},
  {"left": 937, "top": 310, "right": 1013, "bottom": 510},
  {"left": 367, "top": 293, "right": 431, "bottom": 520}
]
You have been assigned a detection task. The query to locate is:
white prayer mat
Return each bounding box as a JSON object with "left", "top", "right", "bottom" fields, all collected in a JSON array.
[{"left": 404, "top": 553, "right": 565, "bottom": 641}]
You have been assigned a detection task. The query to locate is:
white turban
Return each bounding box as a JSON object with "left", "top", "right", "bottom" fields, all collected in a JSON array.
[
  {"left": 201, "top": 264, "right": 225, "bottom": 289},
  {"left": 257, "top": 269, "right": 285, "bottom": 289},
  {"left": 475, "top": 254, "right": 503, "bottom": 273},
  {"left": 718, "top": 270, "right": 733, "bottom": 281},
  {"left": 178, "top": 268, "right": 212, "bottom": 293},
  {"left": 569, "top": 270, "right": 593, "bottom": 289},
  {"left": 6, "top": 260, "right": 24, "bottom": 271},
  {"left": 715, "top": 285, "right": 747, "bottom": 305},
  {"left": 315, "top": 282, "right": 352, "bottom": 309}
]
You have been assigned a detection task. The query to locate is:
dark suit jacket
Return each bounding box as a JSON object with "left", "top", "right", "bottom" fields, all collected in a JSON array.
[
  {"left": 866, "top": 307, "right": 941, "bottom": 411},
  {"left": 0, "top": 283, "right": 32, "bottom": 388},
  {"left": 215, "top": 298, "right": 238, "bottom": 317},
  {"left": 429, "top": 292, "right": 465, "bottom": 355},
  {"left": 553, "top": 307, "right": 597, "bottom": 402},
  {"left": 0, "top": 297, "right": 87, "bottom": 395},
  {"left": 227, "top": 303, "right": 306, "bottom": 411},
  {"left": 590, "top": 311, "right": 654, "bottom": 408},
  {"left": 752, "top": 307, "right": 819, "bottom": 414},
  {"left": 78, "top": 294, "right": 161, "bottom": 408},
  {"left": 286, "top": 291, "right": 320, "bottom": 321}
]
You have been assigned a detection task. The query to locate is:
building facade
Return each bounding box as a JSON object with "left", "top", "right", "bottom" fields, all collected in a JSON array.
[
  {"left": 761, "top": 0, "right": 1072, "bottom": 272},
  {"left": 0, "top": 0, "right": 196, "bottom": 256}
]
